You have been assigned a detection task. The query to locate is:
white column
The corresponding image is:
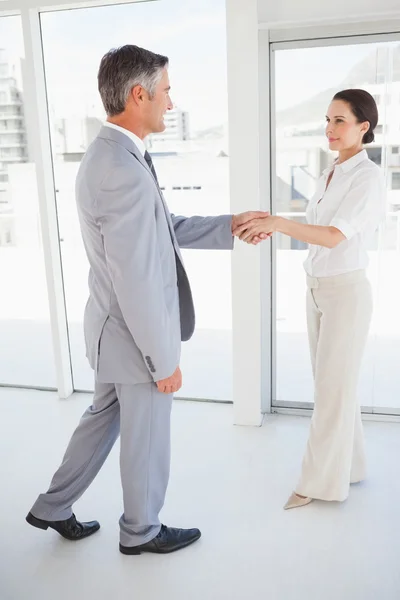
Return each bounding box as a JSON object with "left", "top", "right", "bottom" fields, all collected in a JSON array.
[
  {"left": 21, "top": 8, "right": 73, "bottom": 398},
  {"left": 226, "top": 0, "right": 272, "bottom": 425}
]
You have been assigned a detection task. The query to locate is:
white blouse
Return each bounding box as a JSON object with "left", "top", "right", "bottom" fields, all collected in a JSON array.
[{"left": 304, "top": 149, "right": 386, "bottom": 278}]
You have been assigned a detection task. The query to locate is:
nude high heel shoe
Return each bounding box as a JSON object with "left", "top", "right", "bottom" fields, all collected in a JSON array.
[{"left": 283, "top": 492, "right": 313, "bottom": 510}]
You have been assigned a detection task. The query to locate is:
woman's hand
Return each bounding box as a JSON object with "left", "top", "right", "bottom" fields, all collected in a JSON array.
[{"left": 233, "top": 215, "right": 280, "bottom": 243}]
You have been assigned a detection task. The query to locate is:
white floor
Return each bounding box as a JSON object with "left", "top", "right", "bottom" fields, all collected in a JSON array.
[{"left": 1, "top": 388, "right": 400, "bottom": 600}]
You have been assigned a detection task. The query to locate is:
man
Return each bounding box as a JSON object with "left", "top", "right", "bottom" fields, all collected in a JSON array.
[{"left": 26, "top": 45, "right": 266, "bottom": 555}]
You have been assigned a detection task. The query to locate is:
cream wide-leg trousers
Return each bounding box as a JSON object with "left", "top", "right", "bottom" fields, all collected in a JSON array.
[{"left": 296, "top": 269, "right": 373, "bottom": 502}]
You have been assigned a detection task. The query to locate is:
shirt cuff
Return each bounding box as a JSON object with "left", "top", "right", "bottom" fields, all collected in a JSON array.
[{"left": 330, "top": 217, "right": 357, "bottom": 240}]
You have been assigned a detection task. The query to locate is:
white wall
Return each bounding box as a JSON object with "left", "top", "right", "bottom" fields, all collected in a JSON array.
[
  {"left": 258, "top": 0, "right": 400, "bottom": 25},
  {"left": 226, "top": 0, "right": 273, "bottom": 425}
]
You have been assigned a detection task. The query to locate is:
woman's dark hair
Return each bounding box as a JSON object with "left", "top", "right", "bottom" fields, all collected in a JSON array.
[{"left": 332, "top": 89, "right": 378, "bottom": 144}]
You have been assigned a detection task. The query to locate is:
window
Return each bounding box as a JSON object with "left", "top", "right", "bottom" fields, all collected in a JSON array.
[
  {"left": 1, "top": 133, "right": 23, "bottom": 144},
  {"left": 367, "top": 147, "right": 382, "bottom": 165},
  {"left": 0, "top": 16, "right": 55, "bottom": 388},
  {"left": 392, "top": 172, "right": 400, "bottom": 190},
  {"left": 0, "top": 147, "right": 24, "bottom": 158},
  {"left": 41, "top": 0, "right": 231, "bottom": 400},
  {"left": 272, "top": 40, "right": 398, "bottom": 413},
  {"left": 2, "top": 105, "right": 21, "bottom": 116}
]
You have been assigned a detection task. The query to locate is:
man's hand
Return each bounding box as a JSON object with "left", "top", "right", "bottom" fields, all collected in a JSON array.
[
  {"left": 232, "top": 212, "right": 270, "bottom": 245},
  {"left": 249, "top": 232, "right": 271, "bottom": 245},
  {"left": 157, "top": 366, "right": 182, "bottom": 395}
]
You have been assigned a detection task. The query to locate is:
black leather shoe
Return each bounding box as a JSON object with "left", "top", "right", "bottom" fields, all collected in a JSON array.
[
  {"left": 26, "top": 512, "right": 100, "bottom": 541},
  {"left": 119, "top": 524, "right": 201, "bottom": 555}
]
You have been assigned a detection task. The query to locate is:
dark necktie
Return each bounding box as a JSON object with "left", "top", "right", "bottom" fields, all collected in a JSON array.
[{"left": 144, "top": 151, "right": 159, "bottom": 184}]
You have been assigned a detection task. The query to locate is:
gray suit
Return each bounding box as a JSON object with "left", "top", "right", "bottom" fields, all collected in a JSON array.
[{"left": 31, "top": 126, "right": 233, "bottom": 546}]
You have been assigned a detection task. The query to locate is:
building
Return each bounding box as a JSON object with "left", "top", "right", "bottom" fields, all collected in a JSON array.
[
  {"left": 147, "top": 107, "right": 190, "bottom": 145},
  {"left": 0, "top": 49, "right": 28, "bottom": 187},
  {"left": 52, "top": 107, "right": 190, "bottom": 159},
  {"left": 52, "top": 115, "right": 103, "bottom": 161},
  {"left": 0, "top": 49, "right": 28, "bottom": 245}
]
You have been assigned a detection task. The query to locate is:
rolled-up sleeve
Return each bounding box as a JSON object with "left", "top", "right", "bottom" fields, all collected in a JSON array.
[{"left": 330, "top": 168, "right": 385, "bottom": 240}]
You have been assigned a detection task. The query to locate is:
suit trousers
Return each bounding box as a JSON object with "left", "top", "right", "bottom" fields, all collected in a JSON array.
[
  {"left": 30, "top": 380, "right": 173, "bottom": 547},
  {"left": 296, "top": 269, "right": 372, "bottom": 501}
]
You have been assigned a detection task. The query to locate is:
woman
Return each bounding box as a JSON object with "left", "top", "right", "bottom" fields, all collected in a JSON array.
[{"left": 234, "top": 89, "right": 386, "bottom": 509}]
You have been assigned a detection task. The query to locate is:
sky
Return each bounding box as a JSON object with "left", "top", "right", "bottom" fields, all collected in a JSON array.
[
  {"left": 1, "top": 2, "right": 399, "bottom": 131},
  {"left": 273, "top": 43, "right": 395, "bottom": 112}
]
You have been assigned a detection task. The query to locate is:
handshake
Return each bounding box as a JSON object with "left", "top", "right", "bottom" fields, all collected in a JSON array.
[{"left": 231, "top": 211, "right": 278, "bottom": 245}]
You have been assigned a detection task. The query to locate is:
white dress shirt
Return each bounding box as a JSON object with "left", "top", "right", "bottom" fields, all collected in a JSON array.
[
  {"left": 304, "top": 149, "right": 386, "bottom": 277},
  {"left": 104, "top": 122, "right": 146, "bottom": 157}
]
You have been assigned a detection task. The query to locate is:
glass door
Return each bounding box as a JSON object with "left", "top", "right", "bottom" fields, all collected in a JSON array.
[
  {"left": 271, "top": 37, "right": 400, "bottom": 414},
  {"left": 40, "top": 0, "right": 232, "bottom": 399}
]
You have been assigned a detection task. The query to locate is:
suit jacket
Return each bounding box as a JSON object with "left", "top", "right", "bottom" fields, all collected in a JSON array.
[{"left": 75, "top": 125, "right": 234, "bottom": 385}]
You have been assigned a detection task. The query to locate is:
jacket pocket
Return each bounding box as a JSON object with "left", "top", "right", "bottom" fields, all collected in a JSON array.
[{"left": 96, "top": 315, "right": 110, "bottom": 372}]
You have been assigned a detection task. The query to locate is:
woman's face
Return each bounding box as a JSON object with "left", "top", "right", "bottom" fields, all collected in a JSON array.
[{"left": 325, "top": 100, "right": 369, "bottom": 152}]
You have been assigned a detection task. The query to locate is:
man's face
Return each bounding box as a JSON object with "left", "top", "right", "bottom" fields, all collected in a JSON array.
[{"left": 143, "top": 68, "right": 173, "bottom": 134}]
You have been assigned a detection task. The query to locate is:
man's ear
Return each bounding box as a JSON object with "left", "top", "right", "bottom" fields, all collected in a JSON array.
[{"left": 131, "top": 84, "right": 145, "bottom": 105}]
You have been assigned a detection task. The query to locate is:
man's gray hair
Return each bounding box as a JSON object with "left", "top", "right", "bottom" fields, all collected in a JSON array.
[{"left": 98, "top": 45, "right": 169, "bottom": 116}]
